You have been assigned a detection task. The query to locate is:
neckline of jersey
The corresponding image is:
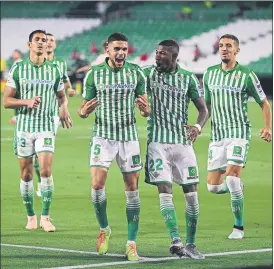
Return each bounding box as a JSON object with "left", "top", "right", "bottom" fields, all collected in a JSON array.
[
  {"left": 27, "top": 57, "right": 47, "bottom": 68},
  {"left": 219, "top": 62, "right": 240, "bottom": 74}
]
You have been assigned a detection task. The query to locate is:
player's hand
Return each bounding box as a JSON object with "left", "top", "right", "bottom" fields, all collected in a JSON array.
[
  {"left": 260, "top": 127, "right": 272, "bottom": 143},
  {"left": 27, "top": 96, "right": 41, "bottom": 109},
  {"left": 67, "top": 88, "right": 76, "bottom": 97},
  {"left": 59, "top": 106, "right": 73, "bottom": 129},
  {"left": 184, "top": 124, "right": 201, "bottom": 143},
  {"left": 9, "top": 116, "right": 16, "bottom": 125},
  {"left": 135, "top": 95, "right": 151, "bottom": 116},
  {"left": 81, "top": 98, "right": 100, "bottom": 116}
]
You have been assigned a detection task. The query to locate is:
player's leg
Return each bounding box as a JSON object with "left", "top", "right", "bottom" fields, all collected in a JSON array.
[
  {"left": 145, "top": 142, "right": 184, "bottom": 257},
  {"left": 174, "top": 144, "right": 204, "bottom": 259},
  {"left": 226, "top": 139, "right": 248, "bottom": 239},
  {"left": 36, "top": 131, "right": 56, "bottom": 232},
  {"left": 16, "top": 131, "right": 37, "bottom": 230},
  {"left": 36, "top": 116, "right": 59, "bottom": 197},
  {"left": 34, "top": 155, "right": 41, "bottom": 197},
  {"left": 207, "top": 140, "right": 229, "bottom": 194},
  {"left": 90, "top": 137, "right": 117, "bottom": 254},
  {"left": 118, "top": 140, "right": 142, "bottom": 261}
]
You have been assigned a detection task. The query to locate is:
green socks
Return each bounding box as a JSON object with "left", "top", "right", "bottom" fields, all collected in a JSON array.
[
  {"left": 125, "top": 190, "right": 140, "bottom": 241},
  {"left": 92, "top": 188, "right": 108, "bottom": 228},
  {"left": 226, "top": 176, "right": 244, "bottom": 227},
  {"left": 20, "top": 179, "right": 35, "bottom": 216},
  {"left": 40, "top": 175, "right": 54, "bottom": 216},
  {"left": 159, "top": 193, "right": 180, "bottom": 240},
  {"left": 184, "top": 192, "right": 199, "bottom": 244}
]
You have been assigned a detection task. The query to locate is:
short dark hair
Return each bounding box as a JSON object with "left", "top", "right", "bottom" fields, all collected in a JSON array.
[
  {"left": 219, "top": 34, "right": 240, "bottom": 46},
  {"left": 29, "top": 29, "right": 47, "bottom": 42},
  {"left": 108, "top": 32, "right": 128, "bottom": 43},
  {"left": 102, "top": 41, "right": 108, "bottom": 49},
  {"left": 158, "top": 39, "right": 179, "bottom": 55},
  {"left": 46, "top": 33, "right": 54, "bottom": 37},
  {"left": 13, "top": 49, "right": 22, "bottom": 55}
]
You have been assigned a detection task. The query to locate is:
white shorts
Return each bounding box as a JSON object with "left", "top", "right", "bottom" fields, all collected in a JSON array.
[
  {"left": 14, "top": 131, "right": 55, "bottom": 158},
  {"left": 53, "top": 116, "right": 60, "bottom": 135},
  {"left": 145, "top": 142, "right": 199, "bottom": 186},
  {"left": 90, "top": 136, "right": 142, "bottom": 173},
  {"left": 207, "top": 138, "right": 250, "bottom": 171}
]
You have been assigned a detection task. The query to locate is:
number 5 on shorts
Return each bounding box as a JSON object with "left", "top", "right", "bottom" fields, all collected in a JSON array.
[{"left": 94, "top": 144, "right": 101, "bottom": 155}]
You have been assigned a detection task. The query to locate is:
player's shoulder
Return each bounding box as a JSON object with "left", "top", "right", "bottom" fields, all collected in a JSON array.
[
  {"left": 177, "top": 65, "right": 196, "bottom": 78},
  {"left": 125, "top": 61, "right": 143, "bottom": 72},
  {"left": 204, "top": 63, "right": 220, "bottom": 72},
  {"left": 237, "top": 63, "right": 253, "bottom": 75},
  {"left": 53, "top": 57, "right": 66, "bottom": 64}
]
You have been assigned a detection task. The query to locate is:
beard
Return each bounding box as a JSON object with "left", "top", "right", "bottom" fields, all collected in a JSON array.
[{"left": 221, "top": 58, "right": 230, "bottom": 63}]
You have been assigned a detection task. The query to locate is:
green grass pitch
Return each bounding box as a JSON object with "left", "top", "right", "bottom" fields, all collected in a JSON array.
[{"left": 1, "top": 95, "right": 272, "bottom": 269}]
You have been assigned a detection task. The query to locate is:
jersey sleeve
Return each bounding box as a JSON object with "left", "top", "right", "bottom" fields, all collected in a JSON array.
[
  {"left": 188, "top": 73, "right": 202, "bottom": 100},
  {"left": 135, "top": 68, "right": 147, "bottom": 96},
  {"left": 82, "top": 68, "right": 96, "bottom": 100},
  {"left": 6, "top": 64, "right": 19, "bottom": 93},
  {"left": 203, "top": 70, "right": 211, "bottom": 102},
  {"left": 53, "top": 67, "right": 64, "bottom": 92},
  {"left": 62, "top": 60, "right": 69, "bottom": 83},
  {"left": 246, "top": 71, "right": 266, "bottom": 104}
]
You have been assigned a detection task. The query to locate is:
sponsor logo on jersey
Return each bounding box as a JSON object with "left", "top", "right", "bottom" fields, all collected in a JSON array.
[
  {"left": 20, "top": 78, "right": 54, "bottom": 85},
  {"left": 97, "top": 83, "right": 136, "bottom": 91},
  {"left": 151, "top": 80, "right": 185, "bottom": 93},
  {"left": 209, "top": 84, "right": 242, "bottom": 93}
]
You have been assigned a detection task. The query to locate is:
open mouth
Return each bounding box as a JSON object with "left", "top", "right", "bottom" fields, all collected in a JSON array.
[{"left": 115, "top": 58, "right": 124, "bottom": 65}]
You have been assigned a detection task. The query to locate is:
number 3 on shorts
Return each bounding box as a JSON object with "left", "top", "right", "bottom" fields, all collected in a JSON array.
[
  {"left": 94, "top": 144, "right": 101, "bottom": 155},
  {"left": 149, "top": 158, "right": 163, "bottom": 172},
  {"left": 18, "top": 137, "right": 26, "bottom": 147}
]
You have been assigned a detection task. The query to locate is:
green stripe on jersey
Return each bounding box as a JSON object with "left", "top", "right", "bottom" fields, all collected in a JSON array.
[
  {"left": 82, "top": 58, "right": 146, "bottom": 141},
  {"left": 203, "top": 63, "right": 266, "bottom": 141},
  {"left": 143, "top": 65, "right": 202, "bottom": 145},
  {"left": 49, "top": 57, "right": 69, "bottom": 116},
  {"left": 7, "top": 58, "right": 63, "bottom": 132}
]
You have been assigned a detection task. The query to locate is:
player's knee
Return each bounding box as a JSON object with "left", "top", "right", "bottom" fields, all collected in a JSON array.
[
  {"left": 40, "top": 168, "right": 52, "bottom": 178},
  {"left": 207, "top": 184, "right": 222, "bottom": 193},
  {"left": 21, "top": 167, "right": 33, "bottom": 181},
  {"left": 226, "top": 165, "right": 242, "bottom": 177}
]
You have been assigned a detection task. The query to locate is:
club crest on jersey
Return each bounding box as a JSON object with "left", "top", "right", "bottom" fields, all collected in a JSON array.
[
  {"left": 179, "top": 74, "right": 184, "bottom": 82},
  {"left": 46, "top": 67, "right": 52, "bottom": 73},
  {"left": 235, "top": 74, "right": 240, "bottom": 81},
  {"left": 126, "top": 70, "right": 132, "bottom": 77}
]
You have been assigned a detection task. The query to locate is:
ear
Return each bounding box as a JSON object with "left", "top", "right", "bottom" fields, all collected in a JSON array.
[
  {"left": 235, "top": 47, "right": 240, "bottom": 55},
  {"left": 27, "top": 42, "right": 31, "bottom": 49}
]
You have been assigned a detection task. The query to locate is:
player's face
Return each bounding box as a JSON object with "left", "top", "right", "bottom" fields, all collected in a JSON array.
[
  {"left": 28, "top": 33, "right": 47, "bottom": 56},
  {"left": 47, "top": 35, "right": 56, "bottom": 53},
  {"left": 155, "top": 45, "right": 173, "bottom": 73},
  {"left": 219, "top": 38, "right": 238, "bottom": 63},
  {"left": 107, "top": 41, "right": 128, "bottom": 68}
]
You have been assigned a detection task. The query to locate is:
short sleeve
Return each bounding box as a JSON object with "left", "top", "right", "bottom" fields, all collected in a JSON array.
[
  {"left": 54, "top": 67, "right": 64, "bottom": 92},
  {"left": 246, "top": 71, "right": 266, "bottom": 104},
  {"left": 6, "top": 64, "right": 19, "bottom": 91},
  {"left": 135, "top": 68, "right": 147, "bottom": 96},
  {"left": 82, "top": 68, "right": 96, "bottom": 100},
  {"left": 203, "top": 70, "right": 211, "bottom": 102},
  {"left": 62, "top": 60, "right": 69, "bottom": 83},
  {"left": 188, "top": 73, "right": 202, "bottom": 100}
]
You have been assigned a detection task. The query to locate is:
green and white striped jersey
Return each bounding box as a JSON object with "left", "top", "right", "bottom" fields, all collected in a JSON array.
[
  {"left": 203, "top": 63, "right": 266, "bottom": 142},
  {"left": 6, "top": 58, "right": 64, "bottom": 132},
  {"left": 49, "top": 57, "right": 69, "bottom": 116},
  {"left": 82, "top": 58, "right": 147, "bottom": 141},
  {"left": 143, "top": 65, "right": 202, "bottom": 145}
]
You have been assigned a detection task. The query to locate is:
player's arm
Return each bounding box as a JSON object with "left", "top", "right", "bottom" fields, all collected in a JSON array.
[
  {"left": 247, "top": 71, "right": 272, "bottom": 142},
  {"left": 54, "top": 69, "right": 73, "bottom": 128},
  {"left": 75, "top": 65, "right": 91, "bottom": 73},
  {"left": 3, "top": 65, "right": 41, "bottom": 109},
  {"left": 77, "top": 69, "right": 99, "bottom": 119},
  {"left": 63, "top": 60, "right": 75, "bottom": 97},
  {"left": 135, "top": 68, "right": 151, "bottom": 117},
  {"left": 185, "top": 73, "right": 208, "bottom": 143},
  {"left": 203, "top": 70, "right": 211, "bottom": 119}
]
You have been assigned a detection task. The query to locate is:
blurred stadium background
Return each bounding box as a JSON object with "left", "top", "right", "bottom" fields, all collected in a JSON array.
[{"left": 1, "top": 1, "right": 272, "bottom": 269}]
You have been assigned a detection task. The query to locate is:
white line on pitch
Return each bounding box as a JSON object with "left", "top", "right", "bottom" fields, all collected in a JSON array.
[
  {"left": 42, "top": 248, "right": 273, "bottom": 269},
  {"left": 1, "top": 244, "right": 271, "bottom": 269},
  {"left": 0, "top": 244, "right": 124, "bottom": 258}
]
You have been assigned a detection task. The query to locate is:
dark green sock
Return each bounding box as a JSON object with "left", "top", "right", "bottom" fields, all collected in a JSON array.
[
  {"left": 41, "top": 176, "right": 54, "bottom": 216},
  {"left": 125, "top": 190, "right": 140, "bottom": 241},
  {"left": 91, "top": 188, "right": 108, "bottom": 228},
  {"left": 20, "top": 179, "right": 35, "bottom": 216},
  {"left": 159, "top": 193, "right": 180, "bottom": 240}
]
